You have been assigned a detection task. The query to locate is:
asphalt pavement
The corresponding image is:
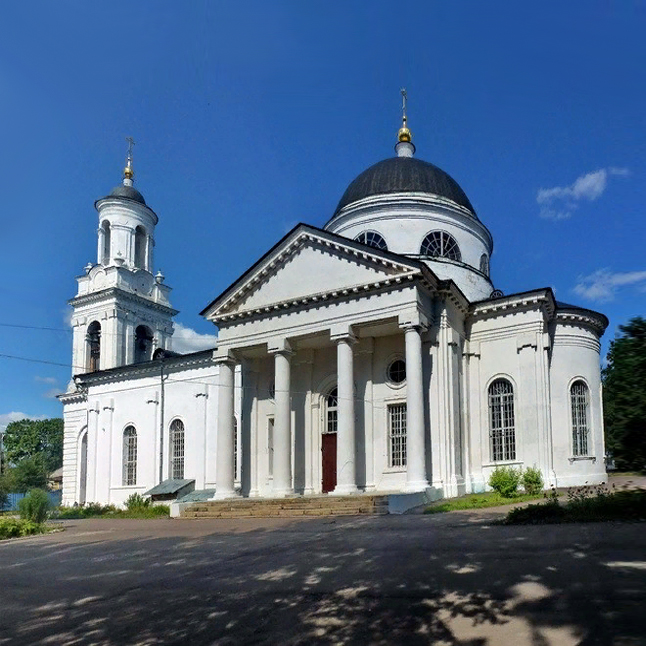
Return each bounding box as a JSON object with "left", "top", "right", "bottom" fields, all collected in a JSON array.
[{"left": 1, "top": 508, "right": 645, "bottom": 645}]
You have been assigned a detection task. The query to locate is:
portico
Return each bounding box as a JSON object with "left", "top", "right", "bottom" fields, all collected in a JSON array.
[{"left": 201, "top": 224, "right": 443, "bottom": 499}]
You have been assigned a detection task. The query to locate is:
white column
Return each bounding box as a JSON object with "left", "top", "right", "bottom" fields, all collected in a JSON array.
[
  {"left": 272, "top": 349, "right": 293, "bottom": 496},
  {"left": 213, "top": 359, "right": 236, "bottom": 499},
  {"left": 334, "top": 335, "right": 358, "bottom": 494},
  {"left": 404, "top": 325, "right": 429, "bottom": 492}
]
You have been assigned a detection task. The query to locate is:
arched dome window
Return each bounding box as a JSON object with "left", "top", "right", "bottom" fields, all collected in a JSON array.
[
  {"left": 420, "top": 231, "right": 462, "bottom": 262},
  {"left": 354, "top": 231, "right": 388, "bottom": 251},
  {"left": 134, "top": 226, "right": 147, "bottom": 270},
  {"left": 101, "top": 220, "right": 111, "bottom": 265},
  {"left": 480, "top": 254, "right": 490, "bottom": 276}
]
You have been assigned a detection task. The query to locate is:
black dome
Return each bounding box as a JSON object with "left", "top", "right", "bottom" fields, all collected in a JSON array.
[
  {"left": 108, "top": 184, "right": 146, "bottom": 205},
  {"left": 334, "top": 157, "right": 475, "bottom": 216}
]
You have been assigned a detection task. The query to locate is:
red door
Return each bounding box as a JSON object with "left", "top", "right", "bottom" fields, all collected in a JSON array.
[{"left": 322, "top": 433, "right": 337, "bottom": 493}]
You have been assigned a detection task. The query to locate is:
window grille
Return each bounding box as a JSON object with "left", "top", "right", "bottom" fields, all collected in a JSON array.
[
  {"left": 571, "top": 381, "right": 589, "bottom": 456},
  {"left": 324, "top": 388, "right": 338, "bottom": 434},
  {"left": 488, "top": 379, "right": 516, "bottom": 461},
  {"left": 122, "top": 426, "right": 137, "bottom": 486},
  {"left": 354, "top": 231, "right": 388, "bottom": 251},
  {"left": 420, "top": 231, "right": 462, "bottom": 261},
  {"left": 170, "top": 419, "right": 185, "bottom": 479},
  {"left": 388, "top": 403, "right": 407, "bottom": 468},
  {"left": 480, "top": 254, "right": 489, "bottom": 276},
  {"left": 388, "top": 359, "right": 406, "bottom": 385}
]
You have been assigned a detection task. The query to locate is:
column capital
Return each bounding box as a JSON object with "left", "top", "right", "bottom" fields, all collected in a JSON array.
[
  {"left": 267, "top": 338, "right": 293, "bottom": 356},
  {"left": 212, "top": 348, "right": 237, "bottom": 364},
  {"left": 398, "top": 308, "right": 430, "bottom": 332},
  {"left": 330, "top": 329, "right": 357, "bottom": 345}
]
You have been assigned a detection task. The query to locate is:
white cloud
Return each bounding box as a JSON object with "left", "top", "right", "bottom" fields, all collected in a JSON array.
[
  {"left": 35, "top": 376, "right": 58, "bottom": 385},
  {"left": 537, "top": 167, "right": 629, "bottom": 220},
  {"left": 0, "top": 412, "right": 47, "bottom": 433},
  {"left": 171, "top": 323, "right": 218, "bottom": 354},
  {"left": 574, "top": 269, "right": 646, "bottom": 302}
]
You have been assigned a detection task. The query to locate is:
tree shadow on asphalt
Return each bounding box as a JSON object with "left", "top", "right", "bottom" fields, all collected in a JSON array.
[{"left": 2, "top": 514, "right": 645, "bottom": 645}]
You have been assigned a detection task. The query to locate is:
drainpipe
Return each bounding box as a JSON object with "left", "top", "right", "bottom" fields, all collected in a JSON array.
[{"left": 159, "top": 356, "right": 166, "bottom": 484}]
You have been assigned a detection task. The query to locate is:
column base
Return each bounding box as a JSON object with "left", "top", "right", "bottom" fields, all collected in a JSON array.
[
  {"left": 210, "top": 490, "right": 240, "bottom": 501},
  {"left": 404, "top": 480, "right": 430, "bottom": 493},
  {"left": 333, "top": 484, "right": 359, "bottom": 495},
  {"left": 272, "top": 488, "right": 295, "bottom": 497}
]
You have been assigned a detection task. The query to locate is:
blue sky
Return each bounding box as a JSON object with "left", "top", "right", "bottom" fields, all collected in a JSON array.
[{"left": 0, "top": 1, "right": 644, "bottom": 428}]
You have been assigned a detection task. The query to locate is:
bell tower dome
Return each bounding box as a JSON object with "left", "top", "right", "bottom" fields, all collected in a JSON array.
[{"left": 69, "top": 140, "right": 177, "bottom": 379}]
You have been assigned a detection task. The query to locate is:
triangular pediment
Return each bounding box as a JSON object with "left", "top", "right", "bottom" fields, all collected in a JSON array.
[{"left": 201, "top": 225, "right": 424, "bottom": 321}]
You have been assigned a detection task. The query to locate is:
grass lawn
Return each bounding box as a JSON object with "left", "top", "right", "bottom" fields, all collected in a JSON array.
[
  {"left": 53, "top": 505, "right": 170, "bottom": 520},
  {"left": 424, "top": 491, "right": 545, "bottom": 514}
]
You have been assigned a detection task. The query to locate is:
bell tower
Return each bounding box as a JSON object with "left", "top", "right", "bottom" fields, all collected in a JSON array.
[{"left": 69, "top": 140, "right": 177, "bottom": 378}]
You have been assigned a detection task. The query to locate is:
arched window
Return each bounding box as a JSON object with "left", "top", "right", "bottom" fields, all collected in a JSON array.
[
  {"left": 134, "top": 325, "right": 154, "bottom": 363},
  {"left": 480, "top": 254, "right": 489, "bottom": 276},
  {"left": 354, "top": 231, "right": 388, "bottom": 251},
  {"left": 101, "top": 220, "right": 111, "bottom": 265},
  {"left": 86, "top": 321, "right": 101, "bottom": 372},
  {"left": 170, "top": 419, "right": 185, "bottom": 479},
  {"left": 123, "top": 426, "right": 137, "bottom": 486},
  {"left": 324, "top": 387, "right": 338, "bottom": 434},
  {"left": 134, "top": 226, "right": 147, "bottom": 270},
  {"left": 79, "top": 429, "right": 88, "bottom": 505},
  {"left": 420, "top": 231, "right": 462, "bottom": 261},
  {"left": 488, "top": 379, "right": 516, "bottom": 461},
  {"left": 571, "top": 381, "right": 590, "bottom": 456}
]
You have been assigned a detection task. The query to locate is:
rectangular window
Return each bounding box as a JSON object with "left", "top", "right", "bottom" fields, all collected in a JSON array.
[{"left": 388, "top": 403, "right": 407, "bottom": 468}]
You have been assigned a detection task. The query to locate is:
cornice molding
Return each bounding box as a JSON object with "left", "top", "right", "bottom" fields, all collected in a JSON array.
[
  {"left": 555, "top": 311, "right": 607, "bottom": 335},
  {"left": 76, "top": 352, "right": 215, "bottom": 387},
  {"left": 469, "top": 291, "right": 555, "bottom": 322},
  {"left": 69, "top": 287, "right": 178, "bottom": 317}
]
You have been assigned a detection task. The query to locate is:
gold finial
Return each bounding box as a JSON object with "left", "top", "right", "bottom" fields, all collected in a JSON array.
[
  {"left": 123, "top": 137, "right": 135, "bottom": 181},
  {"left": 398, "top": 88, "right": 412, "bottom": 143}
]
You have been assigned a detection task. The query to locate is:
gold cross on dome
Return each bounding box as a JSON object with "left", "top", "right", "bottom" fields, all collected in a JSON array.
[
  {"left": 400, "top": 88, "right": 407, "bottom": 123},
  {"left": 125, "top": 136, "right": 135, "bottom": 162}
]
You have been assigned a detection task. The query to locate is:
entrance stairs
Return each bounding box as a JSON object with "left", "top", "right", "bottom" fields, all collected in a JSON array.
[{"left": 178, "top": 494, "right": 389, "bottom": 519}]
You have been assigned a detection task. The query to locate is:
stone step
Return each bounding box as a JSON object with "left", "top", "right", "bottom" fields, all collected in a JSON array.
[{"left": 179, "top": 494, "right": 389, "bottom": 519}]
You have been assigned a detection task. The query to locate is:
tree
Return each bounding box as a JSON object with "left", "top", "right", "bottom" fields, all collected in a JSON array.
[
  {"left": 7, "top": 456, "right": 48, "bottom": 493},
  {"left": 2, "top": 418, "right": 63, "bottom": 472},
  {"left": 603, "top": 317, "right": 646, "bottom": 471}
]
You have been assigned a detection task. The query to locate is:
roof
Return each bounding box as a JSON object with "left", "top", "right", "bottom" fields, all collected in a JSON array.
[
  {"left": 107, "top": 184, "right": 146, "bottom": 205},
  {"left": 144, "top": 478, "right": 194, "bottom": 496},
  {"left": 333, "top": 156, "right": 476, "bottom": 217}
]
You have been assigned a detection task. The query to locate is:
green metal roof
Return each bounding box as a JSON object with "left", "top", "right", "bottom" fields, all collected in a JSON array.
[{"left": 144, "top": 479, "right": 194, "bottom": 496}]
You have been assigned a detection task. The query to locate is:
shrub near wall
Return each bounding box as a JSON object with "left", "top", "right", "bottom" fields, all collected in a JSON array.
[
  {"left": 489, "top": 467, "right": 521, "bottom": 498},
  {"left": 18, "top": 489, "right": 51, "bottom": 523}
]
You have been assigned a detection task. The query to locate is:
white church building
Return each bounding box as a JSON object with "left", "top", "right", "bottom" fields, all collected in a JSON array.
[{"left": 60, "top": 116, "right": 609, "bottom": 508}]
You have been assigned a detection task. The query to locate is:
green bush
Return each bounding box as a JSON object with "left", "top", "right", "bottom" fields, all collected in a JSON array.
[
  {"left": 522, "top": 466, "right": 544, "bottom": 495},
  {"left": 505, "top": 486, "right": 646, "bottom": 524},
  {"left": 125, "top": 492, "right": 150, "bottom": 511},
  {"left": 489, "top": 466, "right": 521, "bottom": 498},
  {"left": 18, "top": 489, "right": 50, "bottom": 523},
  {"left": 54, "top": 503, "right": 117, "bottom": 519},
  {"left": 0, "top": 518, "right": 46, "bottom": 539}
]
